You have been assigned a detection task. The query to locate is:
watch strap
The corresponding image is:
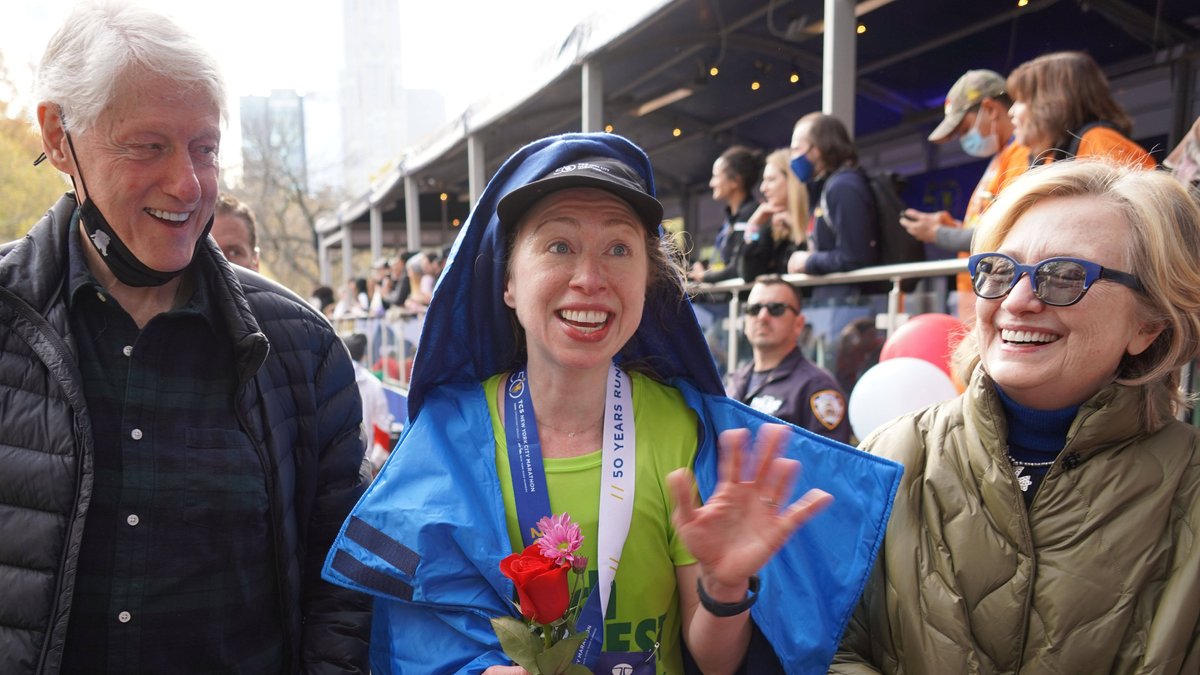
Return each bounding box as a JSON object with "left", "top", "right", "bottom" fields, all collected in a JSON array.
[{"left": 696, "top": 575, "right": 761, "bottom": 617}]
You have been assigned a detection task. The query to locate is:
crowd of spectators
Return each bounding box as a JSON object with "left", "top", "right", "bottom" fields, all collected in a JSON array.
[{"left": 685, "top": 50, "right": 1180, "bottom": 390}]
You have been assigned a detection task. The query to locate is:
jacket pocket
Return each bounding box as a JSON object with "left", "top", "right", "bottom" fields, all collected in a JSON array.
[{"left": 184, "top": 427, "right": 270, "bottom": 537}]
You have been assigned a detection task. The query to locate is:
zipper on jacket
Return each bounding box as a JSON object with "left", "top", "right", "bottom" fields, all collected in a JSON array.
[
  {"left": 232, "top": 379, "right": 293, "bottom": 672},
  {"left": 0, "top": 283, "right": 93, "bottom": 674}
]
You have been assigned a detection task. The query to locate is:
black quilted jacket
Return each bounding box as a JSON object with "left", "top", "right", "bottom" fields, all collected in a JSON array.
[{"left": 0, "top": 194, "right": 371, "bottom": 673}]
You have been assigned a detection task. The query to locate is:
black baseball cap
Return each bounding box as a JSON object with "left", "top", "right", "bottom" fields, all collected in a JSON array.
[{"left": 497, "top": 156, "right": 664, "bottom": 232}]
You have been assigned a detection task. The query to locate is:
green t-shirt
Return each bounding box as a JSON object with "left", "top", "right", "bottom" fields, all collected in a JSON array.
[{"left": 486, "top": 370, "right": 699, "bottom": 674}]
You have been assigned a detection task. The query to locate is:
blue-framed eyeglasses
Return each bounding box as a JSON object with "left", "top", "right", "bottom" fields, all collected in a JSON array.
[{"left": 967, "top": 252, "right": 1143, "bottom": 307}]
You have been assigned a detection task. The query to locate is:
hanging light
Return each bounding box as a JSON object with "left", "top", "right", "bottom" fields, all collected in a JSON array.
[
  {"left": 709, "top": 66, "right": 720, "bottom": 77},
  {"left": 790, "top": 72, "right": 800, "bottom": 84},
  {"left": 857, "top": 24, "right": 867, "bottom": 34},
  {"left": 1017, "top": 0, "right": 1028, "bottom": 6},
  {"left": 604, "top": 124, "right": 614, "bottom": 133},
  {"left": 672, "top": 127, "right": 682, "bottom": 137},
  {"left": 439, "top": 192, "right": 448, "bottom": 202},
  {"left": 751, "top": 81, "right": 761, "bottom": 91}
]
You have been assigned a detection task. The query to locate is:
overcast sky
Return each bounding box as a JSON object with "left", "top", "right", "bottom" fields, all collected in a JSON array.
[
  {"left": 2, "top": 0, "right": 631, "bottom": 180},
  {"left": 2, "top": 0, "right": 604, "bottom": 108}
]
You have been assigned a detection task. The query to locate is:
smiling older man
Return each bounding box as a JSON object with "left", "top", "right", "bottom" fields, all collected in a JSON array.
[{"left": 0, "top": 2, "right": 369, "bottom": 672}]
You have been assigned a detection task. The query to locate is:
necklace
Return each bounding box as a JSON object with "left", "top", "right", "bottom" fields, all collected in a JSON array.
[
  {"left": 538, "top": 417, "right": 603, "bottom": 439},
  {"left": 1005, "top": 447, "right": 1057, "bottom": 494},
  {"left": 1006, "top": 456, "right": 1056, "bottom": 469}
]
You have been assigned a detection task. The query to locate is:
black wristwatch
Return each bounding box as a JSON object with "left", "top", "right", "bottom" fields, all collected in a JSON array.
[{"left": 696, "top": 575, "right": 761, "bottom": 617}]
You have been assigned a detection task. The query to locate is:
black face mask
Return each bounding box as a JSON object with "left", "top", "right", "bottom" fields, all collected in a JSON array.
[{"left": 65, "top": 131, "right": 213, "bottom": 288}]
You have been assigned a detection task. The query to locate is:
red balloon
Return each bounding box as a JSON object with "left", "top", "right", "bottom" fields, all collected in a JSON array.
[{"left": 879, "top": 313, "right": 966, "bottom": 376}]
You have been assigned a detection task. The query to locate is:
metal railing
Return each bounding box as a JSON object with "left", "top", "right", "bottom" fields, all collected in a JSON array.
[
  {"left": 335, "top": 258, "right": 970, "bottom": 392},
  {"left": 334, "top": 257, "right": 1200, "bottom": 428},
  {"left": 332, "top": 310, "right": 425, "bottom": 390},
  {"left": 693, "top": 258, "right": 969, "bottom": 375}
]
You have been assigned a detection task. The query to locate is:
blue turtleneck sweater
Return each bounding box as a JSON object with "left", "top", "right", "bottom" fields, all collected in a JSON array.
[{"left": 995, "top": 386, "right": 1079, "bottom": 507}]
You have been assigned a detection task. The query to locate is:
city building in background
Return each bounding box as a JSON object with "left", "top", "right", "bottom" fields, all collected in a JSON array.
[
  {"left": 340, "top": 0, "right": 445, "bottom": 190},
  {"left": 240, "top": 89, "right": 309, "bottom": 191}
]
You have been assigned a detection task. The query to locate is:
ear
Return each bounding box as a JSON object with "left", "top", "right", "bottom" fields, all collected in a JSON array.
[
  {"left": 37, "top": 103, "right": 75, "bottom": 175},
  {"left": 1126, "top": 320, "right": 1165, "bottom": 357},
  {"left": 793, "top": 310, "right": 807, "bottom": 337},
  {"left": 503, "top": 276, "right": 516, "bottom": 310}
]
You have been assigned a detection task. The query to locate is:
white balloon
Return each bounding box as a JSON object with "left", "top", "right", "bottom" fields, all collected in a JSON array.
[{"left": 849, "top": 357, "right": 959, "bottom": 440}]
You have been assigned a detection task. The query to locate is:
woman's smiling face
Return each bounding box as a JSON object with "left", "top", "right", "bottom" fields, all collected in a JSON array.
[
  {"left": 976, "top": 195, "right": 1161, "bottom": 409},
  {"left": 759, "top": 162, "right": 788, "bottom": 208},
  {"left": 504, "top": 187, "right": 649, "bottom": 377}
]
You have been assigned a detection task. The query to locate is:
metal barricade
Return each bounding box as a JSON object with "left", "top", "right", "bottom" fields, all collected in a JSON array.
[{"left": 692, "top": 258, "right": 969, "bottom": 378}]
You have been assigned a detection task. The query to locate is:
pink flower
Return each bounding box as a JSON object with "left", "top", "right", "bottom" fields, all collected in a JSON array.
[{"left": 535, "top": 513, "right": 583, "bottom": 566}]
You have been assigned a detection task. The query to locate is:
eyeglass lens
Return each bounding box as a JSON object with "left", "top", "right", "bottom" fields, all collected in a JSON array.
[
  {"left": 973, "top": 255, "right": 1089, "bottom": 306},
  {"left": 744, "top": 302, "right": 793, "bottom": 317}
]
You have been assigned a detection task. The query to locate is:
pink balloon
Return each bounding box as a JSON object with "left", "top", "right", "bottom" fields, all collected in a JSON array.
[{"left": 879, "top": 313, "right": 966, "bottom": 376}]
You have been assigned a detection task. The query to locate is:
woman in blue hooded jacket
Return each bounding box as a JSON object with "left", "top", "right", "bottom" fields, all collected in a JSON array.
[{"left": 323, "top": 133, "right": 901, "bottom": 674}]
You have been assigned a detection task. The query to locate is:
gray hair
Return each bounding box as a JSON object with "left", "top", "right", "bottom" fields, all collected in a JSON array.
[{"left": 35, "top": 0, "right": 227, "bottom": 134}]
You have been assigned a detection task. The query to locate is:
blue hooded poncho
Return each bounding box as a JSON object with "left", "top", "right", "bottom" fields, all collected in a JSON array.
[{"left": 322, "top": 133, "right": 902, "bottom": 674}]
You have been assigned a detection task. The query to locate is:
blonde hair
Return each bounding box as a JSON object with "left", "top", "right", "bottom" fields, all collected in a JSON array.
[
  {"left": 761, "top": 148, "right": 809, "bottom": 247},
  {"left": 954, "top": 159, "right": 1200, "bottom": 430},
  {"left": 786, "top": 157, "right": 809, "bottom": 246}
]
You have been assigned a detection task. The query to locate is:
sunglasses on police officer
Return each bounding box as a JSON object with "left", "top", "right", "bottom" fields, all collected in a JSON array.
[{"left": 743, "top": 302, "right": 799, "bottom": 317}]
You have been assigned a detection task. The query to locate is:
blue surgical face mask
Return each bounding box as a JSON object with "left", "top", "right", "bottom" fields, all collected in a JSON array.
[
  {"left": 789, "top": 155, "right": 814, "bottom": 182},
  {"left": 959, "top": 108, "right": 1001, "bottom": 158}
]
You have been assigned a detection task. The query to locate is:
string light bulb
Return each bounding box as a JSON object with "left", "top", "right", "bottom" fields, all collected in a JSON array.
[
  {"left": 1017, "top": 0, "right": 1028, "bottom": 5},
  {"left": 857, "top": 24, "right": 867, "bottom": 34},
  {"left": 452, "top": 218, "right": 461, "bottom": 227},
  {"left": 751, "top": 81, "right": 761, "bottom": 91},
  {"left": 709, "top": 66, "right": 719, "bottom": 77},
  {"left": 790, "top": 72, "right": 800, "bottom": 84},
  {"left": 439, "top": 192, "right": 448, "bottom": 202},
  {"left": 604, "top": 124, "right": 614, "bottom": 133},
  {"left": 672, "top": 127, "right": 682, "bottom": 137}
]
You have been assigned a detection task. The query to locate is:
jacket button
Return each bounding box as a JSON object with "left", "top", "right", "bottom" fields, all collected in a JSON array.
[
  {"left": 117, "top": 611, "right": 131, "bottom": 623},
  {"left": 131, "top": 428, "right": 143, "bottom": 441}
]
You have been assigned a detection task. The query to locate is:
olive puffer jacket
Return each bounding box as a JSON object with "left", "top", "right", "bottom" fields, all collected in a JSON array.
[
  {"left": 832, "top": 367, "right": 1200, "bottom": 674},
  {"left": 0, "top": 194, "right": 371, "bottom": 673}
]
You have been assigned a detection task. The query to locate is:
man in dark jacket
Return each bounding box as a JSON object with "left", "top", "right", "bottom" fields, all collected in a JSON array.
[
  {"left": 0, "top": 3, "right": 370, "bottom": 673},
  {"left": 726, "top": 276, "right": 851, "bottom": 443}
]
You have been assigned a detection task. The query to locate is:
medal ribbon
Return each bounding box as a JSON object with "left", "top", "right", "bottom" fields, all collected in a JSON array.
[{"left": 503, "top": 363, "right": 636, "bottom": 667}]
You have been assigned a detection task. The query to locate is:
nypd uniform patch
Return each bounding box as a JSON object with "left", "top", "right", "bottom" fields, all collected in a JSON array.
[{"left": 810, "top": 389, "right": 846, "bottom": 430}]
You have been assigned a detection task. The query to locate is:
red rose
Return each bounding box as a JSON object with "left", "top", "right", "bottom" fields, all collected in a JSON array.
[{"left": 499, "top": 543, "right": 570, "bottom": 624}]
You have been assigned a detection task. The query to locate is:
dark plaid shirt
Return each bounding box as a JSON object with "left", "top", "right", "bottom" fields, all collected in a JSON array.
[{"left": 61, "top": 224, "right": 284, "bottom": 673}]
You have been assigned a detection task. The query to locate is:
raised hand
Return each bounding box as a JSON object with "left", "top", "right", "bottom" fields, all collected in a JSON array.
[
  {"left": 899, "top": 209, "right": 952, "bottom": 243},
  {"left": 667, "top": 423, "right": 832, "bottom": 591}
]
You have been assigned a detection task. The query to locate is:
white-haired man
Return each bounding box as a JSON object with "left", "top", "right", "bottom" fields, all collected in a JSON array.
[{"left": 0, "top": 2, "right": 370, "bottom": 671}]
